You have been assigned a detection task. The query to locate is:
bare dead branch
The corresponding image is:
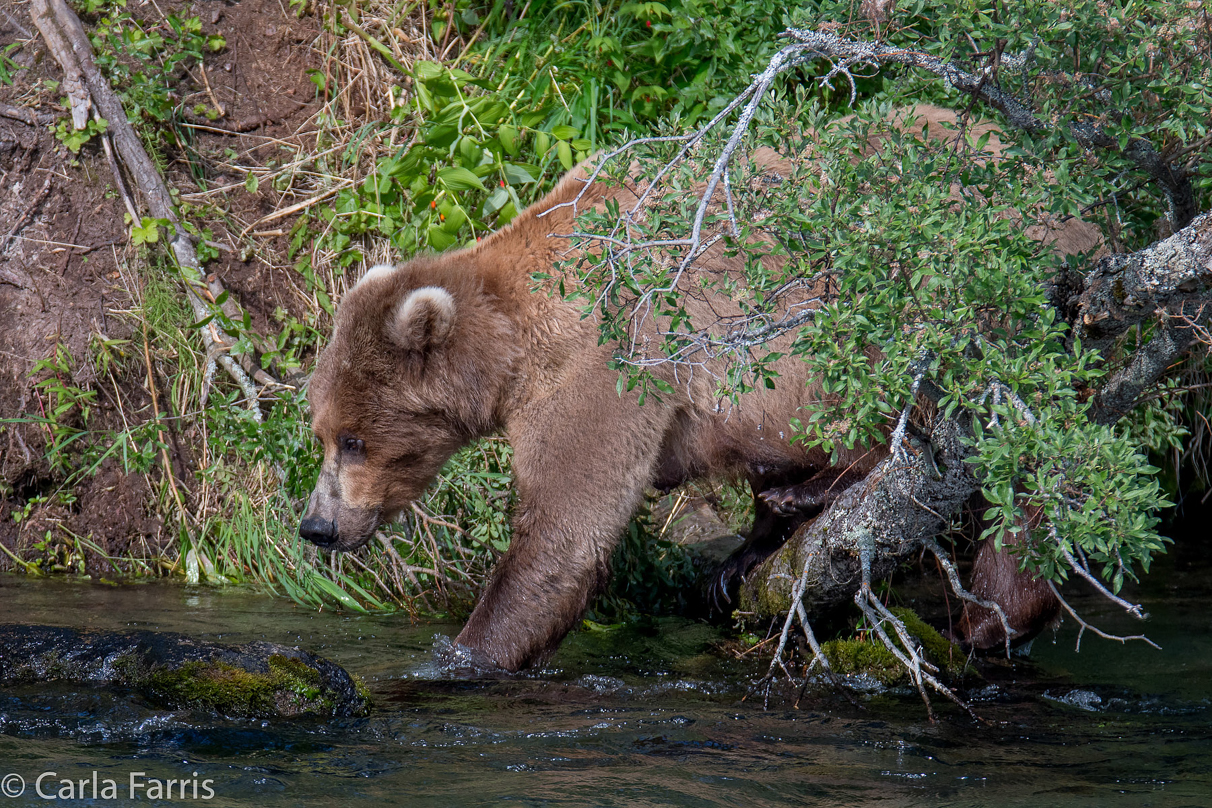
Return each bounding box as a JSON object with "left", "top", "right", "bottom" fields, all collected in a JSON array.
[
  {"left": 0, "top": 175, "right": 51, "bottom": 258},
  {"left": 30, "top": 0, "right": 283, "bottom": 412},
  {"left": 921, "top": 536, "right": 1014, "bottom": 657},
  {"left": 0, "top": 102, "right": 52, "bottom": 127},
  {"left": 853, "top": 531, "right": 981, "bottom": 722},
  {"left": 1048, "top": 582, "right": 1160, "bottom": 652},
  {"left": 1059, "top": 543, "right": 1148, "bottom": 619},
  {"left": 2, "top": 8, "right": 33, "bottom": 39}
]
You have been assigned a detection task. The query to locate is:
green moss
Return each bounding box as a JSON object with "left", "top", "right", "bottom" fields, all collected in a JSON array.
[
  {"left": 821, "top": 638, "right": 905, "bottom": 686},
  {"left": 268, "top": 653, "right": 323, "bottom": 701},
  {"left": 888, "top": 607, "right": 973, "bottom": 678},
  {"left": 351, "top": 672, "right": 373, "bottom": 705},
  {"left": 737, "top": 541, "right": 798, "bottom": 617},
  {"left": 820, "top": 608, "right": 975, "bottom": 686},
  {"left": 145, "top": 661, "right": 282, "bottom": 715},
  {"left": 141, "top": 654, "right": 370, "bottom": 718}
]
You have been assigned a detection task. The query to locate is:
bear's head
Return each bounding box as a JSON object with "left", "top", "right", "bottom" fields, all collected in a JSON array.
[{"left": 299, "top": 261, "right": 516, "bottom": 551}]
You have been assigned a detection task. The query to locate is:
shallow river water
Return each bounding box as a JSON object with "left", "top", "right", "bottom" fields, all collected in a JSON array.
[{"left": 0, "top": 543, "right": 1209, "bottom": 807}]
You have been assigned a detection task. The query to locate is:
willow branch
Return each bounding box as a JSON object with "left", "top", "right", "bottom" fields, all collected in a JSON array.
[{"left": 783, "top": 27, "right": 1196, "bottom": 230}]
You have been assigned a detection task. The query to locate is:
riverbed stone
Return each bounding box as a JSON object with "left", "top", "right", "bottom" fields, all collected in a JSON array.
[{"left": 0, "top": 624, "right": 371, "bottom": 718}]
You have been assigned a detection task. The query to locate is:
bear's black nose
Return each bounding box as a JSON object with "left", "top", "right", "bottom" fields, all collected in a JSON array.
[{"left": 300, "top": 517, "right": 338, "bottom": 546}]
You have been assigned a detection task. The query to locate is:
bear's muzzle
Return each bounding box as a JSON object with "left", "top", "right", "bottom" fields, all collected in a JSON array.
[{"left": 299, "top": 516, "right": 338, "bottom": 547}]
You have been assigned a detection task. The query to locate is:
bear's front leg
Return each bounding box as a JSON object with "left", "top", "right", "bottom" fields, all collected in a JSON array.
[
  {"left": 453, "top": 363, "right": 673, "bottom": 672},
  {"left": 757, "top": 464, "right": 870, "bottom": 516}
]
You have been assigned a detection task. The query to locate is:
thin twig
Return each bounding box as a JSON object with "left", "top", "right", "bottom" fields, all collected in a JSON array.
[
  {"left": 1058, "top": 543, "right": 1147, "bottom": 619},
  {"left": 921, "top": 536, "right": 1015, "bottom": 657},
  {"left": 1047, "top": 582, "right": 1160, "bottom": 652},
  {"left": 0, "top": 175, "right": 51, "bottom": 257}
]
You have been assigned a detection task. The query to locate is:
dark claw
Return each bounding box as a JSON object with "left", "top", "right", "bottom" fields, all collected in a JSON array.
[
  {"left": 707, "top": 568, "right": 730, "bottom": 614},
  {"left": 706, "top": 556, "right": 750, "bottom": 616},
  {"left": 757, "top": 484, "right": 826, "bottom": 517}
]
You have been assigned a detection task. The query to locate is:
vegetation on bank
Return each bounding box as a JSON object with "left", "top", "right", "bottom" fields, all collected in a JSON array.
[
  {"left": 1, "top": 0, "right": 1209, "bottom": 669},
  {"left": 3, "top": 0, "right": 791, "bottom": 618}
]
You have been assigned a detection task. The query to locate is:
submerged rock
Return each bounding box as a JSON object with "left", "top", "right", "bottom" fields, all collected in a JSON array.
[
  {"left": 819, "top": 608, "right": 974, "bottom": 687},
  {"left": 0, "top": 624, "right": 371, "bottom": 718}
]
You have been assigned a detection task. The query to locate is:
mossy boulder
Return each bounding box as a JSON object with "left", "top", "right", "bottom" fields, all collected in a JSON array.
[
  {"left": 821, "top": 607, "right": 974, "bottom": 686},
  {"left": 0, "top": 624, "right": 371, "bottom": 718},
  {"left": 820, "top": 637, "right": 905, "bottom": 686}
]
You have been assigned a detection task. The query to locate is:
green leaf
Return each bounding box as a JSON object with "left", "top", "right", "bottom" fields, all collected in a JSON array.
[
  {"left": 129, "top": 216, "right": 163, "bottom": 246},
  {"left": 499, "top": 125, "right": 519, "bottom": 156},
  {"left": 308, "top": 573, "right": 369, "bottom": 613},
  {"left": 436, "top": 166, "right": 487, "bottom": 191},
  {"left": 502, "top": 163, "right": 536, "bottom": 185},
  {"left": 412, "top": 60, "right": 443, "bottom": 80},
  {"left": 428, "top": 225, "right": 456, "bottom": 251}
]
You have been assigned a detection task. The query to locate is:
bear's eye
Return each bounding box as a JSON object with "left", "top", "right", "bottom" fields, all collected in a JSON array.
[{"left": 342, "top": 437, "right": 365, "bottom": 454}]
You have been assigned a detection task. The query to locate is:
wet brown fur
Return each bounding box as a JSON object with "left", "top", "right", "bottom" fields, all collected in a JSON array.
[
  {"left": 953, "top": 505, "right": 1061, "bottom": 650},
  {"left": 303, "top": 106, "right": 1091, "bottom": 669}
]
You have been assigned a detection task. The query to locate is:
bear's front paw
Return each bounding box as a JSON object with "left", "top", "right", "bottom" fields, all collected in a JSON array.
[
  {"left": 432, "top": 636, "right": 513, "bottom": 678},
  {"left": 705, "top": 551, "right": 760, "bottom": 615},
  {"left": 757, "top": 484, "right": 823, "bottom": 516}
]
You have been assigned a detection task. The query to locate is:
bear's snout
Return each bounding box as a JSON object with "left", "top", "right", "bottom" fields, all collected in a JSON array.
[
  {"left": 298, "top": 471, "right": 382, "bottom": 552},
  {"left": 299, "top": 516, "right": 338, "bottom": 547}
]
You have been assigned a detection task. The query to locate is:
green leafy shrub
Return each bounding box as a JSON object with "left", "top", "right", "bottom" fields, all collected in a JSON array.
[
  {"left": 76, "top": 0, "right": 225, "bottom": 135},
  {"left": 324, "top": 60, "right": 584, "bottom": 257},
  {"left": 561, "top": 0, "right": 1208, "bottom": 604}
]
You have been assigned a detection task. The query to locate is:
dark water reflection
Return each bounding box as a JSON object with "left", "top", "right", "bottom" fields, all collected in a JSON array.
[{"left": 0, "top": 544, "right": 1209, "bottom": 807}]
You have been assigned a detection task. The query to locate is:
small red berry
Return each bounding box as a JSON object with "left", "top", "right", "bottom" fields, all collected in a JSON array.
[{"left": 500, "top": 179, "right": 506, "bottom": 187}]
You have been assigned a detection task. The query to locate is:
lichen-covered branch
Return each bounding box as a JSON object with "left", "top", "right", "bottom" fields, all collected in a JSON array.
[
  {"left": 740, "top": 419, "right": 979, "bottom": 619},
  {"left": 1072, "top": 213, "right": 1212, "bottom": 422},
  {"left": 1073, "top": 213, "right": 1212, "bottom": 348},
  {"left": 1092, "top": 301, "right": 1212, "bottom": 425}
]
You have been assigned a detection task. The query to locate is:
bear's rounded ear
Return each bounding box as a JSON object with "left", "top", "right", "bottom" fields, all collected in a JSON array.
[
  {"left": 389, "top": 286, "right": 455, "bottom": 355},
  {"left": 355, "top": 263, "right": 397, "bottom": 288}
]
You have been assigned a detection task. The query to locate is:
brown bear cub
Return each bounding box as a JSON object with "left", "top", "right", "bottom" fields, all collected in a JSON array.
[{"left": 300, "top": 106, "right": 1095, "bottom": 671}]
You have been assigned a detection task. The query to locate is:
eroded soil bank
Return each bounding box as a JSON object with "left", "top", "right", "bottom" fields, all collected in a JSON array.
[{"left": 1, "top": 0, "right": 325, "bottom": 571}]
